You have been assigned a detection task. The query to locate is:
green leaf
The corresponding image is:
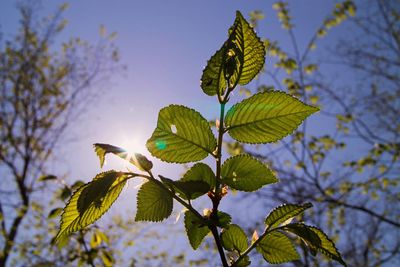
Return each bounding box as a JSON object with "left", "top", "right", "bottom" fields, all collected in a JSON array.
[
  {"left": 228, "top": 11, "right": 265, "bottom": 87},
  {"left": 200, "top": 44, "right": 227, "bottom": 96},
  {"left": 236, "top": 256, "right": 251, "bottom": 267},
  {"left": 181, "top": 163, "right": 216, "bottom": 189},
  {"left": 200, "top": 11, "right": 265, "bottom": 96},
  {"left": 184, "top": 210, "right": 210, "bottom": 250},
  {"left": 215, "top": 211, "right": 232, "bottom": 228},
  {"left": 221, "top": 154, "right": 277, "bottom": 191},
  {"left": 146, "top": 105, "right": 217, "bottom": 163},
  {"left": 221, "top": 224, "right": 248, "bottom": 253},
  {"left": 135, "top": 181, "right": 173, "bottom": 222},
  {"left": 55, "top": 171, "right": 128, "bottom": 242},
  {"left": 303, "top": 226, "right": 347, "bottom": 266},
  {"left": 265, "top": 203, "right": 312, "bottom": 229},
  {"left": 94, "top": 143, "right": 153, "bottom": 171},
  {"left": 284, "top": 223, "right": 321, "bottom": 248},
  {"left": 160, "top": 176, "right": 210, "bottom": 200},
  {"left": 225, "top": 91, "right": 319, "bottom": 144},
  {"left": 256, "top": 231, "right": 300, "bottom": 264}
]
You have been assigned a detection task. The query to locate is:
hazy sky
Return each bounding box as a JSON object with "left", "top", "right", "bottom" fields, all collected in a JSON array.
[
  {"left": 0, "top": 0, "right": 344, "bottom": 179},
  {"left": 0, "top": 1, "right": 353, "bottom": 263}
]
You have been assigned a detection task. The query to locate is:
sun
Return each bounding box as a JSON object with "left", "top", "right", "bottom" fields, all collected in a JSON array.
[
  {"left": 110, "top": 133, "right": 149, "bottom": 169},
  {"left": 119, "top": 135, "right": 147, "bottom": 156}
]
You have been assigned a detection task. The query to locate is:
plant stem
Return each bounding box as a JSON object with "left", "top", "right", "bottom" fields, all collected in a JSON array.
[
  {"left": 209, "top": 98, "right": 229, "bottom": 267},
  {"left": 212, "top": 102, "right": 226, "bottom": 213},
  {"left": 210, "top": 224, "right": 229, "bottom": 267}
]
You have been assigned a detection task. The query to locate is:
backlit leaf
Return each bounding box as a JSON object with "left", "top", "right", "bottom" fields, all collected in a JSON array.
[
  {"left": 215, "top": 211, "right": 232, "bottom": 228},
  {"left": 181, "top": 163, "right": 216, "bottom": 189},
  {"left": 160, "top": 176, "right": 210, "bottom": 200},
  {"left": 184, "top": 210, "right": 210, "bottom": 250},
  {"left": 265, "top": 203, "right": 312, "bottom": 229},
  {"left": 229, "top": 11, "right": 265, "bottom": 86},
  {"left": 200, "top": 11, "right": 265, "bottom": 96},
  {"left": 146, "top": 105, "right": 216, "bottom": 163},
  {"left": 94, "top": 143, "right": 153, "bottom": 171},
  {"left": 221, "top": 224, "right": 248, "bottom": 253},
  {"left": 56, "top": 171, "right": 129, "bottom": 242},
  {"left": 284, "top": 223, "right": 321, "bottom": 248},
  {"left": 305, "top": 226, "right": 347, "bottom": 266},
  {"left": 236, "top": 256, "right": 251, "bottom": 267},
  {"left": 221, "top": 154, "right": 277, "bottom": 191},
  {"left": 225, "top": 91, "right": 319, "bottom": 144},
  {"left": 256, "top": 231, "right": 299, "bottom": 264},
  {"left": 200, "top": 45, "right": 227, "bottom": 96},
  {"left": 135, "top": 181, "right": 173, "bottom": 222}
]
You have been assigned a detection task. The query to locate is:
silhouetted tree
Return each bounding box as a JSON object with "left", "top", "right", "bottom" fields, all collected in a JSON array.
[{"left": 0, "top": 3, "right": 120, "bottom": 265}]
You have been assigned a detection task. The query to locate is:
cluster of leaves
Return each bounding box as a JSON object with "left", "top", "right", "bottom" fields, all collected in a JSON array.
[
  {"left": 236, "top": 1, "right": 400, "bottom": 266},
  {"left": 56, "top": 11, "right": 346, "bottom": 266}
]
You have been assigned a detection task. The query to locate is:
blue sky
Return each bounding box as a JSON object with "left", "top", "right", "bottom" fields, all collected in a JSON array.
[
  {"left": 0, "top": 0, "right": 344, "bottom": 179},
  {"left": 0, "top": 0, "right": 353, "bottom": 263}
]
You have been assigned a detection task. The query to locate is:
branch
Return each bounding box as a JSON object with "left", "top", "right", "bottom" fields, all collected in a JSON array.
[{"left": 324, "top": 198, "right": 400, "bottom": 228}]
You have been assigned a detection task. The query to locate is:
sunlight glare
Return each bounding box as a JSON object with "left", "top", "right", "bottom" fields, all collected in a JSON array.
[{"left": 116, "top": 134, "right": 148, "bottom": 169}]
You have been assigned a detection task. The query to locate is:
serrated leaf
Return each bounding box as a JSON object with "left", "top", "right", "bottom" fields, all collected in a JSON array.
[
  {"left": 284, "top": 223, "right": 321, "bottom": 247},
  {"left": 256, "top": 231, "right": 300, "bottom": 264},
  {"left": 160, "top": 176, "right": 209, "bottom": 200},
  {"left": 135, "top": 181, "right": 173, "bottom": 222},
  {"left": 181, "top": 163, "right": 216, "bottom": 189},
  {"left": 221, "top": 224, "right": 248, "bottom": 253},
  {"left": 265, "top": 203, "right": 312, "bottom": 229},
  {"left": 200, "top": 11, "right": 265, "bottom": 96},
  {"left": 184, "top": 210, "right": 210, "bottom": 250},
  {"left": 160, "top": 163, "right": 215, "bottom": 200},
  {"left": 229, "top": 11, "right": 265, "bottom": 86},
  {"left": 94, "top": 143, "right": 153, "bottom": 171},
  {"left": 221, "top": 154, "right": 277, "bottom": 191},
  {"left": 56, "top": 171, "right": 128, "bottom": 242},
  {"left": 200, "top": 44, "right": 227, "bottom": 96},
  {"left": 305, "top": 226, "right": 347, "bottom": 266},
  {"left": 146, "top": 105, "right": 216, "bottom": 163},
  {"left": 225, "top": 91, "right": 319, "bottom": 144}
]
